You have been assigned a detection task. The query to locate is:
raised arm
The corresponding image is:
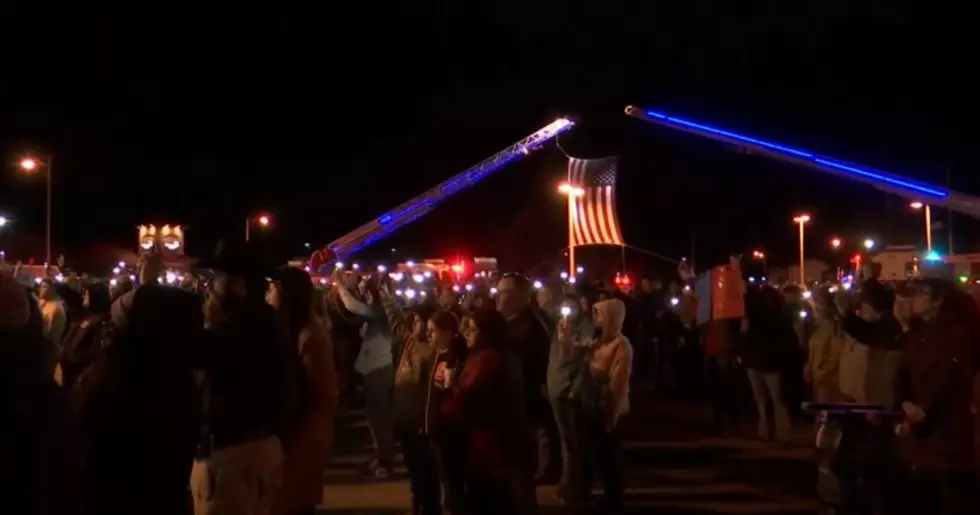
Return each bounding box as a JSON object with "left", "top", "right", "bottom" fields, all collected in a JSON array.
[{"left": 334, "top": 285, "right": 374, "bottom": 317}]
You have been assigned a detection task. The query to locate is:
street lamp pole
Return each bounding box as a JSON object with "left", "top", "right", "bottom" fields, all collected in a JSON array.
[
  {"left": 910, "top": 202, "right": 933, "bottom": 252},
  {"left": 793, "top": 214, "right": 811, "bottom": 287},
  {"left": 19, "top": 155, "right": 53, "bottom": 264},
  {"left": 559, "top": 183, "right": 585, "bottom": 275}
]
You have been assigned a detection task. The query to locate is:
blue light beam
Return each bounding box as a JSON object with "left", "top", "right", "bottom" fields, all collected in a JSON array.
[{"left": 626, "top": 106, "right": 948, "bottom": 199}]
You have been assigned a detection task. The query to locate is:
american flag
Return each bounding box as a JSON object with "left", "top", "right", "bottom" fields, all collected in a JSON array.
[{"left": 567, "top": 156, "right": 625, "bottom": 247}]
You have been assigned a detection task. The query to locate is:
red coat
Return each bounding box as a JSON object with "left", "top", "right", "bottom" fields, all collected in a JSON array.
[
  {"left": 898, "top": 292, "right": 980, "bottom": 472},
  {"left": 441, "top": 346, "right": 528, "bottom": 479}
]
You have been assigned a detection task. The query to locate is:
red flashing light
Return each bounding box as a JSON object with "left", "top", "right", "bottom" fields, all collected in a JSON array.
[
  {"left": 850, "top": 254, "right": 862, "bottom": 264},
  {"left": 615, "top": 274, "right": 631, "bottom": 285}
]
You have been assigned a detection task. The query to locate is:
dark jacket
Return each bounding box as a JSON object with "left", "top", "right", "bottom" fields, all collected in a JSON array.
[
  {"left": 198, "top": 299, "right": 291, "bottom": 450},
  {"left": 740, "top": 304, "right": 797, "bottom": 372},
  {"left": 895, "top": 292, "right": 979, "bottom": 472},
  {"left": 441, "top": 345, "right": 528, "bottom": 478},
  {"left": 78, "top": 286, "right": 202, "bottom": 514},
  {"left": 507, "top": 306, "right": 551, "bottom": 420}
]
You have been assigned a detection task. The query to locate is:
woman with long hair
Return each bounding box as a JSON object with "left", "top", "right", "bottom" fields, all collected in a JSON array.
[
  {"left": 442, "top": 309, "right": 528, "bottom": 515},
  {"left": 269, "top": 268, "right": 339, "bottom": 515}
]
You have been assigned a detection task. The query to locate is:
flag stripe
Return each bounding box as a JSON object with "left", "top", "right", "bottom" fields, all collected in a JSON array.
[{"left": 567, "top": 157, "right": 624, "bottom": 247}]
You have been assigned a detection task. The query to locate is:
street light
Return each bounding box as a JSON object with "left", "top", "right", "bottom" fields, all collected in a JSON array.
[
  {"left": 792, "top": 214, "right": 811, "bottom": 286},
  {"left": 245, "top": 213, "right": 271, "bottom": 242},
  {"left": 863, "top": 238, "right": 876, "bottom": 250},
  {"left": 830, "top": 237, "right": 842, "bottom": 250},
  {"left": 751, "top": 249, "right": 767, "bottom": 272},
  {"left": 558, "top": 182, "right": 585, "bottom": 275},
  {"left": 18, "top": 155, "right": 53, "bottom": 264},
  {"left": 909, "top": 201, "right": 932, "bottom": 252}
]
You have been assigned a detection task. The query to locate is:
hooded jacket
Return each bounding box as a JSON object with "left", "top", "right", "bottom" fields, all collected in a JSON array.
[
  {"left": 587, "top": 299, "right": 633, "bottom": 429},
  {"left": 547, "top": 315, "right": 593, "bottom": 400}
]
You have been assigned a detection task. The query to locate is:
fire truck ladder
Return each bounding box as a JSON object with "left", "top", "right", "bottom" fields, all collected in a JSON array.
[
  {"left": 624, "top": 105, "right": 980, "bottom": 219},
  {"left": 327, "top": 117, "right": 575, "bottom": 259}
]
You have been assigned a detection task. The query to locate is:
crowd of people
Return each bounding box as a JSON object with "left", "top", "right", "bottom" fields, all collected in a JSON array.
[
  {"left": 4, "top": 240, "right": 980, "bottom": 515},
  {"left": 0, "top": 239, "right": 636, "bottom": 515}
]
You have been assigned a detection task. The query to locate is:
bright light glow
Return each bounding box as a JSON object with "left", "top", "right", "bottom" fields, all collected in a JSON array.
[
  {"left": 558, "top": 183, "right": 585, "bottom": 196},
  {"left": 829, "top": 286, "right": 838, "bottom": 293},
  {"left": 320, "top": 278, "right": 328, "bottom": 285},
  {"left": 802, "top": 290, "right": 812, "bottom": 299},
  {"left": 412, "top": 274, "right": 424, "bottom": 283},
  {"left": 257, "top": 215, "right": 270, "bottom": 226},
  {"left": 575, "top": 266, "right": 584, "bottom": 273},
  {"left": 34, "top": 277, "right": 42, "bottom": 284},
  {"left": 112, "top": 267, "right": 120, "bottom": 275},
  {"left": 568, "top": 276, "right": 577, "bottom": 284},
  {"left": 19, "top": 158, "right": 38, "bottom": 171},
  {"left": 0, "top": 216, "right": 7, "bottom": 227},
  {"left": 490, "top": 287, "right": 498, "bottom": 295},
  {"left": 752, "top": 250, "right": 765, "bottom": 259},
  {"left": 110, "top": 278, "right": 118, "bottom": 286},
  {"left": 842, "top": 282, "right": 853, "bottom": 291},
  {"left": 405, "top": 288, "right": 416, "bottom": 299},
  {"left": 533, "top": 280, "right": 543, "bottom": 290},
  {"left": 164, "top": 240, "right": 180, "bottom": 250},
  {"left": 799, "top": 310, "right": 808, "bottom": 319},
  {"left": 390, "top": 272, "right": 404, "bottom": 282},
  {"left": 748, "top": 277, "right": 756, "bottom": 282},
  {"left": 683, "top": 285, "right": 691, "bottom": 292},
  {"left": 54, "top": 274, "right": 64, "bottom": 282},
  {"left": 335, "top": 262, "right": 344, "bottom": 269},
  {"left": 793, "top": 214, "right": 811, "bottom": 224},
  {"left": 909, "top": 201, "right": 924, "bottom": 209},
  {"left": 560, "top": 306, "right": 572, "bottom": 316},
  {"left": 419, "top": 291, "right": 427, "bottom": 297},
  {"left": 423, "top": 271, "right": 432, "bottom": 278},
  {"left": 118, "top": 261, "right": 125, "bottom": 268},
  {"left": 395, "top": 289, "right": 403, "bottom": 296},
  {"left": 352, "top": 263, "right": 360, "bottom": 270},
  {"left": 628, "top": 107, "right": 948, "bottom": 199},
  {"left": 406, "top": 260, "right": 415, "bottom": 267},
  {"left": 129, "top": 274, "right": 136, "bottom": 281},
  {"left": 863, "top": 239, "right": 876, "bottom": 250},
  {"left": 560, "top": 271, "right": 568, "bottom": 279},
  {"left": 304, "top": 265, "right": 311, "bottom": 272},
  {"left": 377, "top": 265, "right": 387, "bottom": 273},
  {"left": 165, "top": 272, "right": 177, "bottom": 284},
  {"left": 452, "top": 285, "right": 461, "bottom": 292},
  {"left": 141, "top": 241, "right": 153, "bottom": 250},
  {"left": 924, "top": 250, "right": 941, "bottom": 261},
  {"left": 670, "top": 297, "right": 680, "bottom": 306},
  {"left": 465, "top": 284, "right": 474, "bottom": 292},
  {"left": 830, "top": 237, "right": 842, "bottom": 248},
  {"left": 959, "top": 276, "right": 969, "bottom": 283}
]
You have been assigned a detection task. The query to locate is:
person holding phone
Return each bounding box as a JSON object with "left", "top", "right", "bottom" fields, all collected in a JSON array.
[
  {"left": 377, "top": 278, "right": 466, "bottom": 515},
  {"left": 547, "top": 293, "right": 594, "bottom": 507}
]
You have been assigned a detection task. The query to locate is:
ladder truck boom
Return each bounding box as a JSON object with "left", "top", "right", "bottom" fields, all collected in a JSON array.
[
  {"left": 624, "top": 105, "right": 980, "bottom": 219},
  {"left": 326, "top": 117, "right": 575, "bottom": 259}
]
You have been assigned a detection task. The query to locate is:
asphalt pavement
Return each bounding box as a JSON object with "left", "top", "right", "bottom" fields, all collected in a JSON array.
[{"left": 317, "top": 393, "right": 819, "bottom": 514}]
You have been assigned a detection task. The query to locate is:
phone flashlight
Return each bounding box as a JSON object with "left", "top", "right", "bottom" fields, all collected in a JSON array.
[{"left": 560, "top": 305, "right": 572, "bottom": 317}]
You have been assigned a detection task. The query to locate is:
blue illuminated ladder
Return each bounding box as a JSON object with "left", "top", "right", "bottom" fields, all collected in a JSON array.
[
  {"left": 623, "top": 106, "right": 980, "bottom": 219},
  {"left": 327, "top": 118, "right": 575, "bottom": 259}
]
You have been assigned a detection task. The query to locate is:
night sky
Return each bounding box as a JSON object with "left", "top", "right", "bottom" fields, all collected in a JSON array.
[{"left": 1, "top": 5, "right": 973, "bottom": 274}]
